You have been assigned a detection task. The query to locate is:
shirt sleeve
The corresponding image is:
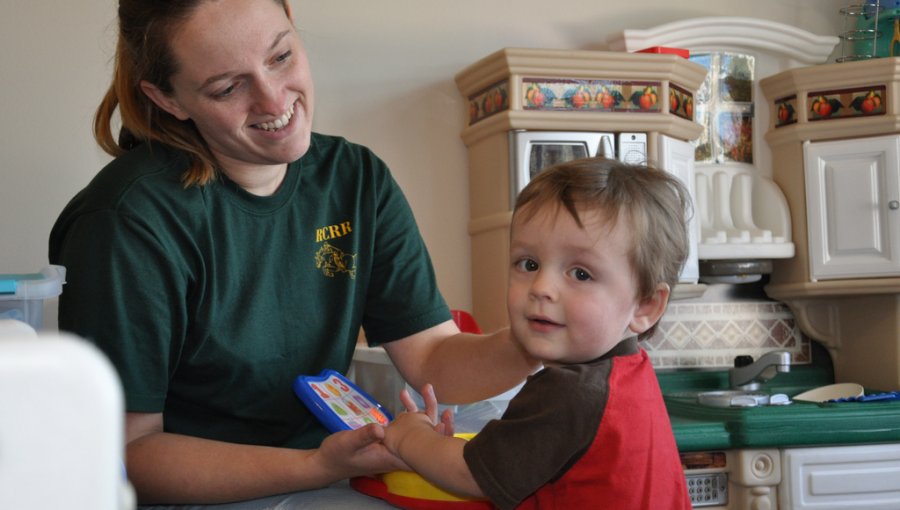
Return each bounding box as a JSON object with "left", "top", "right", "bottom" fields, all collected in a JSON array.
[
  {"left": 357, "top": 152, "right": 451, "bottom": 344},
  {"left": 462, "top": 364, "right": 612, "bottom": 509},
  {"left": 51, "top": 208, "right": 190, "bottom": 412}
]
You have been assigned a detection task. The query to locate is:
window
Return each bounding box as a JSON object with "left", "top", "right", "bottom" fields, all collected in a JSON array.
[{"left": 690, "top": 53, "right": 755, "bottom": 165}]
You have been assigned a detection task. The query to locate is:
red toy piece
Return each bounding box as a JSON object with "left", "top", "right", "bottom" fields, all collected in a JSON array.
[{"left": 636, "top": 46, "right": 690, "bottom": 59}]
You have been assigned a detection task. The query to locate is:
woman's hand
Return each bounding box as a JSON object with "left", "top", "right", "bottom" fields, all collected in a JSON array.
[
  {"left": 313, "top": 423, "right": 408, "bottom": 479},
  {"left": 124, "top": 415, "right": 406, "bottom": 503}
]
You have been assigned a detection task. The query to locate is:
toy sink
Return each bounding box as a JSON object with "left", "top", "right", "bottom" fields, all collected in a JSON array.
[{"left": 658, "top": 365, "right": 900, "bottom": 451}]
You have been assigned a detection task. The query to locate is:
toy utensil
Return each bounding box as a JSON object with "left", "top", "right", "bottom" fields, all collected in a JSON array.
[{"left": 892, "top": 17, "right": 900, "bottom": 56}]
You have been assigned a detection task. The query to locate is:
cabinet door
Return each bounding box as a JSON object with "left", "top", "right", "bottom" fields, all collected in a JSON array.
[
  {"left": 804, "top": 135, "right": 900, "bottom": 280},
  {"left": 781, "top": 444, "right": 900, "bottom": 510},
  {"left": 659, "top": 135, "right": 699, "bottom": 283}
]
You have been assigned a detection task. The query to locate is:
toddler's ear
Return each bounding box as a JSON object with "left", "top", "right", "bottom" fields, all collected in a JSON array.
[{"left": 628, "top": 283, "right": 669, "bottom": 335}]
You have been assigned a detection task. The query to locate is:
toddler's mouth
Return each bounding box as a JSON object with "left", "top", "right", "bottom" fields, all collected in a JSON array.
[{"left": 528, "top": 315, "right": 560, "bottom": 327}]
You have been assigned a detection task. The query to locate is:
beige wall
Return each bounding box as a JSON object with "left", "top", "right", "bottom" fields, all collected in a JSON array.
[{"left": 0, "top": 0, "right": 844, "bottom": 326}]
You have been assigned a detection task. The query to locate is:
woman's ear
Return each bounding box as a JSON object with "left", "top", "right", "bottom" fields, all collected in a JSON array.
[
  {"left": 628, "top": 283, "right": 670, "bottom": 335},
  {"left": 139, "top": 80, "right": 190, "bottom": 121}
]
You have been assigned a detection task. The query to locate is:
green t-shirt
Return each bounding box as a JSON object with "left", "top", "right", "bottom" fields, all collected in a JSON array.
[{"left": 49, "top": 134, "right": 450, "bottom": 448}]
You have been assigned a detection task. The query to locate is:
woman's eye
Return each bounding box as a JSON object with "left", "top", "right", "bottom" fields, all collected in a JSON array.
[
  {"left": 515, "top": 258, "right": 539, "bottom": 272},
  {"left": 213, "top": 84, "right": 237, "bottom": 99},
  {"left": 275, "top": 50, "right": 292, "bottom": 64},
  {"left": 569, "top": 268, "right": 592, "bottom": 281}
]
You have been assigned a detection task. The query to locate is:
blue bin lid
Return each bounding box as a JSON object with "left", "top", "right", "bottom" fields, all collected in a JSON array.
[
  {"left": 0, "top": 273, "right": 43, "bottom": 295},
  {"left": 0, "top": 266, "right": 66, "bottom": 299}
]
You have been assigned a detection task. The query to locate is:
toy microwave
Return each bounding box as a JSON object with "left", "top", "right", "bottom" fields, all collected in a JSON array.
[{"left": 508, "top": 130, "right": 647, "bottom": 207}]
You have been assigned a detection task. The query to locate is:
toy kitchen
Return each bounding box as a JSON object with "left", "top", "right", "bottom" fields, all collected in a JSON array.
[{"left": 448, "top": 11, "right": 900, "bottom": 510}]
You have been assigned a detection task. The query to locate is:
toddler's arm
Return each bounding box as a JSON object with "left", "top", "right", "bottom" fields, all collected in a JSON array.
[{"left": 382, "top": 385, "right": 485, "bottom": 499}]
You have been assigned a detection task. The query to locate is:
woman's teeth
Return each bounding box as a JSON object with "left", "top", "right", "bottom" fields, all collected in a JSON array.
[{"left": 255, "top": 104, "right": 295, "bottom": 131}]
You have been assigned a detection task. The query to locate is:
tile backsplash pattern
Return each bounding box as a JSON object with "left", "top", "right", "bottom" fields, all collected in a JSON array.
[{"left": 644, "top": 300, "right": 811, "bottom": 368}]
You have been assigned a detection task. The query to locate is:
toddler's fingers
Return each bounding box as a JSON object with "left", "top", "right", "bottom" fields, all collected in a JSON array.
[
  {"left": 421, "top": 384, "right": 439, "bottom": 424},
  {"left": 399, "top": 387, "right": 419, "bottom": 413},
  {"left": 440, "top": 407, "right": 455, "bottom": 437}
]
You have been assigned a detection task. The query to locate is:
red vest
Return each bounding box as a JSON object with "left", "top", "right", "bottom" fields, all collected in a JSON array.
[{"left": 517, "top": 352, "right": 691, "bottom": 509}]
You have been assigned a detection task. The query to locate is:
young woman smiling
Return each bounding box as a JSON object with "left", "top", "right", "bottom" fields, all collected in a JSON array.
[{"left": 50, "top": 1, "right": 538, "bottom": 508}]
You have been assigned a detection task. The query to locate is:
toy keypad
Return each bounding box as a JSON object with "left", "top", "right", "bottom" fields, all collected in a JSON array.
[{"left": 294, "top": 369, "right": 392, "bottom": 432}]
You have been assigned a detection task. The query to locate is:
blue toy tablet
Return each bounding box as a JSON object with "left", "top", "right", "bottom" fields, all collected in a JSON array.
[{"left": 293, "top": 369, "right": 393, "bottom": 433}]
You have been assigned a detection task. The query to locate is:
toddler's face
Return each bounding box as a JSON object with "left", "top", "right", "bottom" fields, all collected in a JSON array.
[{"left": 507, "top": 205, "right": 649, "bottom": 364}]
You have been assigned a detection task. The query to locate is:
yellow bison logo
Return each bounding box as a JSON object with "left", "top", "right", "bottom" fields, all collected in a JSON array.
[{"left": 315, "top": 242, "right": 357, "bottom": 279}]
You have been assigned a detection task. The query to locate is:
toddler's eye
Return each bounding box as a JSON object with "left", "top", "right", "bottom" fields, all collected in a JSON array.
[
  {"left": 569, "top": 268, "right": 592, "bottom": 281},
  {"left": 515, "top": 258, "right": 539, "bottom": 272}
]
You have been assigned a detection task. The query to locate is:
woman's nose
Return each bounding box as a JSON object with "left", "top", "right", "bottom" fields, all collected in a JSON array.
[{"left": 253, "top": 78, "right": 284, "bottom": 115}]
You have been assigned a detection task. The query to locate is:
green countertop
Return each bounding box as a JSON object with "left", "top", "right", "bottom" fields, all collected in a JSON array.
[{"left": 657, "top": 365, "right": 900, "bottom": 451}]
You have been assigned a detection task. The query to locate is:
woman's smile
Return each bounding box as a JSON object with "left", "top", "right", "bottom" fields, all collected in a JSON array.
[{"left": 253, "top": 101, "right": 296, "bottom": 132}]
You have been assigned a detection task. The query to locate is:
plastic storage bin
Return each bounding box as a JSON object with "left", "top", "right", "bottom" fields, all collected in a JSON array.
[
  {"left": 349, "top": 343, "right": 523, "bottom": 432},
  {"left": 0, "top": 265, "right": 66, "bottom": 330},
  {"left": 348, "top": 343, "right": 406, "bottom": 416},
  {"left": 348, "top": 310, "right": 524, "bottom": 431}
]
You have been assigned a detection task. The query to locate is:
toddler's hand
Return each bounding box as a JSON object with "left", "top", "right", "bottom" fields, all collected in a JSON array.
[
  {"left": 399, "top": 383, "right": 454, "bottom": 436},
  {"left": 383, "top": 384, "right": 455, "bottom": 456}
]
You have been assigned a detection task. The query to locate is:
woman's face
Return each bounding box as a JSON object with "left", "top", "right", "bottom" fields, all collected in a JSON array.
[{"left": 143, "top": 0, "right": 314, "bottom": 174}]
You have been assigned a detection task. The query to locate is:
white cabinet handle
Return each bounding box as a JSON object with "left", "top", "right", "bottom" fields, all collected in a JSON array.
[{"left": 891, "top": 200, "right": 900, "bottom": 210}]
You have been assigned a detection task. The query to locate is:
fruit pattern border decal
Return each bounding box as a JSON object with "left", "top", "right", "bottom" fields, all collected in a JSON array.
[
  {"left": 805, "top": 85, "right": 886, "bottom": 123},
  {"left": 465, "top": 78, "right": 700, "bottom": 126},
  {"left": 669, "top": 83, "right": 694, "bottom": 121},
  {"left": 466, "top": 79, "right": 510, "bottom": 126},
  {"left": 774, "top": 95, "right": 797, "bottom": 128},
  {"left": 522, "top": 78, "right": 662, "bottom": 113}
]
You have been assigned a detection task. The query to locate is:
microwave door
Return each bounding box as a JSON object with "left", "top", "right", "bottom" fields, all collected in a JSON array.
[{"left": 532, "top": 145, "right": 580, "bottom": 177}]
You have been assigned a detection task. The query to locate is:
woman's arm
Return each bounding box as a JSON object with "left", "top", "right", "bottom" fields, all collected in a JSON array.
[
  {"left": 382, "top": 321, "right": 539, "bottom": 404},
  {"left": 125, "top": 412, "right": 406, "bottom": 504}
]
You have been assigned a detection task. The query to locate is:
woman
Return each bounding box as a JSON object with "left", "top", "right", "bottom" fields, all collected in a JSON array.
[{"left": 48, "top": 0, "right": 537, "bottom": 507}]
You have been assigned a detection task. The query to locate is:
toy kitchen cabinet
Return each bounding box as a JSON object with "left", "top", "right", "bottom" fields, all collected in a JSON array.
[
  {"left": 761, "top": 57, "right": 900, "bottom": 391},
  {"left": 454, "top": 48, "right": 707, "bottom": 332},
  {"left": 804, "top": 133, "right": 900, "bottom": 280}
]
